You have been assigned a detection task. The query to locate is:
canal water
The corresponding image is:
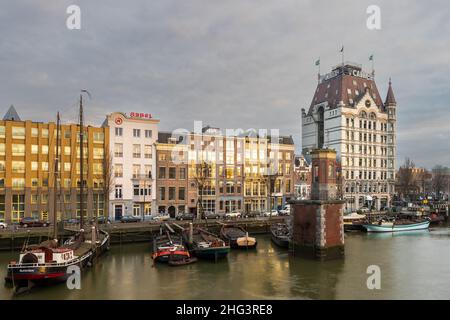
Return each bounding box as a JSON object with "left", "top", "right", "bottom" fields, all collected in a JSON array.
[{"left": 1, "top": 225, "right": 449, "bottom": 300}]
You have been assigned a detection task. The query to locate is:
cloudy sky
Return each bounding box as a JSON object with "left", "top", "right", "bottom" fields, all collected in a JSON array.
[{"left": 1, "top": 0, "right": 449, "bottom": 168}]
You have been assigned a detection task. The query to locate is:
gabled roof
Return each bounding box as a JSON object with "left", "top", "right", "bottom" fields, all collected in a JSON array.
[{"left": 3, "top": 105, "right": 21, "bottom": 121}]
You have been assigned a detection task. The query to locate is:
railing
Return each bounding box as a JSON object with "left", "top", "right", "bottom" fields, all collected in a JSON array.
[{"left": 7, "top": 251, "right": 93, "bottom": 269}]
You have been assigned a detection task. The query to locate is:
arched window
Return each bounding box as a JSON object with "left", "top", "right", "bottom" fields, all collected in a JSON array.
[{"left": 317, "top": 107, "right": 324, "bottom": 148}]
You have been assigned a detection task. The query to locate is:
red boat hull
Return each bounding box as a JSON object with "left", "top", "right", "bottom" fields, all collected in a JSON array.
[{"left": 152, "top": 250, "right": 190, "bottom": 263}]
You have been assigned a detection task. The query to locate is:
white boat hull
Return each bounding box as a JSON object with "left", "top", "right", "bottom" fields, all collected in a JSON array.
[{"left": 363, "top": 221, "right": 430, "bottom": 233}]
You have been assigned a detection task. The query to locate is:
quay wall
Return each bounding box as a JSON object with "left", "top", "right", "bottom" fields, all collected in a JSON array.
[{"left": 0, "top": 217, "right": 286, "bottom": 251}]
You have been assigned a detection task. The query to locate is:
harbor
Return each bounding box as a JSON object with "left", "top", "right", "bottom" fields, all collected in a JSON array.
[{"left": 1, "top": 223, "right": 449, "bottom": 300}]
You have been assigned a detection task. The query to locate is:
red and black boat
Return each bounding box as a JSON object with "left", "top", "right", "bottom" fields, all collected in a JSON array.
[{"left": 152, "top": 232, "right": 190, "bottom": 263}]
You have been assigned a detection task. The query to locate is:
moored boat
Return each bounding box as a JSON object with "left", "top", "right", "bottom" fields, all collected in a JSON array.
[
  {"left": 183, "top": 227, "right": 230, "bottom": 260},
  {"left": 168, "top": 256, "right": 198, "bottom": 266},
  {"left": 270, "top": 223, "right": 290, "bottom": 248},
  {"left": 220, "top": 225, "right": 257, "bottom": 249},
  {"left": 152, "top": 232, "right": 190, "bottom": 263},
  {"left": 363, "top": 219, "right": 430, "bottom": 233},
  {"left": 343, "top": 212, "right": 367, "bottom": 232}
]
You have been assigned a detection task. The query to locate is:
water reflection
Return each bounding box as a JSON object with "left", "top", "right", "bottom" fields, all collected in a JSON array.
[{"left": 0, "top": 226, "right": 449, "bottom": 300}]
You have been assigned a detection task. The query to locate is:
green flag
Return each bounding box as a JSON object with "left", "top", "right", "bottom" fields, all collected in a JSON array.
[
  {"left": 369, "top": 54, "right": 374, "bottom": 61},
  {"left": 315, "top": 59, "right": 320, "bottom": 66}
]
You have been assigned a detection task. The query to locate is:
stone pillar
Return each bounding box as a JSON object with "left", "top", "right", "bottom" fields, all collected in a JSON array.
[{"left": 290, "top": 148, "right": 345, "bottom": 260}]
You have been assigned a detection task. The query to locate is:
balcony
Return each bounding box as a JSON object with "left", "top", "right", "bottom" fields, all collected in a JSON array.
[{"left": 131, "top": 174, "right": 153, "bottom": 181}]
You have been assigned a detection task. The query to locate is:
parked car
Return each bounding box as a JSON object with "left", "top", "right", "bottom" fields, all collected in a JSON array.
[
  {"left": 224, "top": 211, "right": 241, "bottom": 219},
  {"left": 120, "top": 215, "right": 141, "bottom": 223},
  {"left": 64, "top": 218, "right": 80, "bottom": 224},
  {"left": 90, "top": 216, "right": 111, "bottom": 224},
  {"left": 19, "top": 217, "right": 50, "bottom": 228},
  {"left": 175, "top": 212, "right": 194, "bottom": 221},
  {"left": 0, "top": 222, "right": 7, "bottom": 229},
  {"left": 279, "top": 205, "right": 291, "bottom": 216},
  {"left": 262, "top": 210, "right": 279, "bottom": 217},
  {"left": 203, "top": 211, "right": 223, "bottom": 219},
  {"left": 243, "top": 211, "right": 260, "bottom": 218},
  {"left": 358, "top": 207, "right": 370, "bottom": 214},
  {"left": 152, "top": 214, "right": 170, "bottom": 221}
]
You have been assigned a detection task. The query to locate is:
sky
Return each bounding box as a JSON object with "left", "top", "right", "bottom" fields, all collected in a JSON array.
[{"left": 1, "top": 0, "right": 449, "bottom": 169}]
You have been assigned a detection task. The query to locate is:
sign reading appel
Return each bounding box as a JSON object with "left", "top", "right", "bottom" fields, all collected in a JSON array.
[{"left": 130, "top": 112, "right": 152, "bottom": 119}]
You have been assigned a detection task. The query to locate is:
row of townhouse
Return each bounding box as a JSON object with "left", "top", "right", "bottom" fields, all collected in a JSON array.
[{"left": 0, "top": 107, "right": 295, "bottom": 223}]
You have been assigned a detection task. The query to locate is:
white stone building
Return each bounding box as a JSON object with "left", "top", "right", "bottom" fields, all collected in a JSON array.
[
  {"left": 103, "top": 112, "right": 159, "bottom": 220},
  {"left": 302, "top": 62, "right": 397, "bottom": 211}
]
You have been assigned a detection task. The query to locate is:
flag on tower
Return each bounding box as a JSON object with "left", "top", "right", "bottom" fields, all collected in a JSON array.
[
  {"left": 340, "top": 46, "right": 344, "bottom": 53},
  {"left": 315, "top": 58, "right": 320, "bottom": 66},
  {"left": 369, "top": 54, "right": 374, "bottom": 61}
]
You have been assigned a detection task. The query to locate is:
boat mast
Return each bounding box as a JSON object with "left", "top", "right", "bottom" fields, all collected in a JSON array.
[
  {"left": 79, "top": 94, "right": 84, "bottom": 230},
  {"left": 53, "top": 112, "right": 60, "bottom": 240}
]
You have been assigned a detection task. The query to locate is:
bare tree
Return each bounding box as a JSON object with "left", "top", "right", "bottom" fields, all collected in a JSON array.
[
  {"left": 336, "top": 158, "right": 345, "bottom": 200},
  {"left": 102, "top": 151, "right": 115, "bottom": 221},
  {"left": 432, "top": 165, "right": 449, "bottom": 199},
  {"left": 396, "top": 158, "right": 416, "bottom": 199},
  {"left": 192, "top": 161, "right": 211, "bottom": 219}
]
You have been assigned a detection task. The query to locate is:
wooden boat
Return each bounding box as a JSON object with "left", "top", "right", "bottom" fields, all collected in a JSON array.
[
  {"left": 152, "top": 232, "right": 190, "bottom": 263},
  {"left": 183, "top": 227, "right": 230, "bottom": 260},
  {"left": 363, "top": 219, "right": 430, "bottom": 233},
  {"left": 220, "top": 225, "right": 257, "bottom": 249},
  {"left": 270, "top": 223, "right": 290, "bottom": 248},
  {"left": 428, "top": 213, "right": 445, "bottom": 226},
  {"left": 168, "top": 256, "right": 198, "bottom": 266},
  {"left": 343, "top": 212, "right": 367, "bottom": 232}
]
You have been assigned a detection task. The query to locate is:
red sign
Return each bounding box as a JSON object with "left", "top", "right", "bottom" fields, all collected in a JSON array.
[
  {"left": 115, "top": 117, "right": 123, "bottom": 125},
  {"left": 130, "top": 112, "right": 152, "bottom": 119}
]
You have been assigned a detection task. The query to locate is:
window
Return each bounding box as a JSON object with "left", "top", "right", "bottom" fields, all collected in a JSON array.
[
  {"left": 93, "top": 163, "right": 103, "bottom": 175},
  {"left": 114, "top": 143, "right": 123, "bottom": 157},
  {"left": 169, "top": 167, "right": 176, "bottom": 179},
  {"left": 134, "top": 184, "right": 140, "bottom": 196},
  {"left": 133, "top": 129, "right": 140, "bottom": 138},
  {"left": 42, "top": 128, "right": 49, "bottom": 138},
  {"left": 115, "top": 185, "right": 123, "bottom": 199},
  {"left": 31, "top": 127, "right": 38, "bottom": 137},
  {"left": 31, "top": 194, "right": 38, "bottom": 204},
  {"left": 93, "top": 148, "right": 104, "bottom": 159},
  {"left": 115, "top": 127, "right": 123, "bottom": 136},
  {"left": 145, "top": 130, "right": 152, "bottom": 138},
  {"left": 133, "top": 204, "right": 140, "bottom": 217},
  {"left": 159, "top": 187, "right": 165, "bottom": 200},
  {"left": 64, "top": 179, "right": 71, "bottom": 188},
  {"left": 12, "top": 144, "right": 25, "bottom": 156},
  {"left": 180, "top": 168, "right": 186, "bottom": 179},
  {"left": 65, "top": 130, "right": 71, "bottom": 139},
  {"left": 42, "top": 145, "right": 49, "bottom": 154},
  {"left": 41, "top": 162, "right": 49, "bottom": 171},
  {"left": 93, "top": 132, "right": 104, "bottom": 143},
  {"left": 31, "top": 178, "right": 39, "bottom": 187},
  {"left": 12, "top": 127, "right": 25, "bottom": 139},
  {"left": 64, "top": 146, "right": 71, "bottom": 156},
  {"left": 144, "top": 145, "right": 152, "bottom": 158},
  {"left": 158, "top": 167, "right": 166, "bottom": 179},
  {"left": 133, "top": 164, "right": 140, "bottom": 178},
  {"left": 144, "top": 165, "right": 152, "bottom": 178},
  {"left": 0, "top": 144, "right": 4, "bottom": 156},
  {"left": 12, "top": 178, "right": 25, "bottom": 189},
  {"left": 12, "top": 161, "right": 25, "bottom": 173},
  {"left": 0, "top": 179, "right": 3, "bottom": 188},
  {"left": 11, "top": 195, "right": 25, "bottom": 222},
  {"left": 0, "top": 126, "right": 4, "bottom": 138},
  {"left": 114, "top": 164, "right": 123, "bottom": 177},
  {"left": 169, "top": 187, "right": 176, "bottom": 200},
  {"left": 30, "top": 145, "right": 38, "bottom": 154},
  {"left": 179, "top": 187, "right": 185, "bottom": 200},
  {"left": 133, "top": 144, "right": 141, "bottom": 158},
  {"left": 0, "top": 161, "right": 5, "bottom": 172},
  {"left": 158, "top": 153, "right": 167, "bottom": 161},
  {"left": 64, "top": 163, "right": 71, "bottom": 171}
]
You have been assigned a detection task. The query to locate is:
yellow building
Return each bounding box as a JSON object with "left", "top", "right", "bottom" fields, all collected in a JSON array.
[{"left": 0, "top": 106, "right": 109, "bottom": 223}]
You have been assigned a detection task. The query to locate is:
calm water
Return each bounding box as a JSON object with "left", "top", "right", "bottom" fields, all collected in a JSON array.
[{"left": 1, "top": 225, "right": 449, "bottom": 300}]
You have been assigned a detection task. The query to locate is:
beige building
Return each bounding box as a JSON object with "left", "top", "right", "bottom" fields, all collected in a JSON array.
[{"left": 0, "top": 106, "right": 109, "bottom": 223}]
